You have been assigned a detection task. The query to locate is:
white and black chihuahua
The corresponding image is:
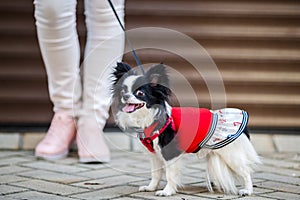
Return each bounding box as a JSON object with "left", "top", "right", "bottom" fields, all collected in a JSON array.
[{"left": 112, "top": 62, "right": 261, "bottom": 197}]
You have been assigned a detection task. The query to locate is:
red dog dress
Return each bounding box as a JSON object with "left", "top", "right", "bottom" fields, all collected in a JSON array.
[{"left": 140, "top": 107, "right": 249, "bottom": 153}]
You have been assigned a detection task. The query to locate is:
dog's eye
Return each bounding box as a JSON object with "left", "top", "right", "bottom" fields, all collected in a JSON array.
[{"left": 135, "top": 90, "right": 145, "bottom": 97}]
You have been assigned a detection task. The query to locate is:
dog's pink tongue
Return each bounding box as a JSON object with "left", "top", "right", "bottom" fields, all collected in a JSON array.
[{"left": 122, "top": 104, "right": 135, "bottom": 113}]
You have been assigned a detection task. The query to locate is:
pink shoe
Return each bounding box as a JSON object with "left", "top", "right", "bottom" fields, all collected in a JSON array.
[
  {"left": 77, "top": 116, "right": 110, "bottom": 163},
  {"left": 35, "top": 112, "right": 76, "bottom": 160}
]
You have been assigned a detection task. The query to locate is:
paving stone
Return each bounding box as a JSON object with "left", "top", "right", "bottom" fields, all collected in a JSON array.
[
  {"left": 111, "top": 150, "right": 137, "bottom": 158},
  {"left": 182, "top": 156, "right": 207, "bottom": 171},
  {"left": 6, "top": 191, "right": 75, "bottom": 200},
  {"left": 181, "top": 175, "right": 206, "bottom": 185},
  {"left": 78, "top": 167, "right": 124, "bottom": 179},
  {"left": 71, "top": 174, "right": 146, "bottom": 189},
  {"left": 108, "top": 160, "right": 152, "bottom": 175},
  {"left": 71, "top": 185, "right": 137, "bottom": 200},
  {"left": 76, "top": 162, "right": 110, "bottom": 170},
  {"left": 237, "top": 195, "right": 273, "bottom": 200},
  {"left": 259, "top": 165, "right": 300, "bottom": 177},
  {"left": 10, "top": 179, "right": 89, "bottom": 195},
  {"left": 0, "top": 156, "right": 33, "bottom": 166},
  {"left": 52, "top": 156, "right": 79, "bottom": 165},
  {"left": 132, "top": 191, "right": 212, "bottom": 200},
  {"left": 254, "top": 172, "right": 300, "bottom": 185},
  {"left": 251, "top": 187, "right": 274, "bottom": 195},
  {"left": 110, "top": 153, "right": 148, "bottom": 164},
  {"left": 114, "top": 197, "right": 144, "bottom": 200},
  {"left": 0, "top": 174, "right": 29, "bottom": 184},
  {"left": 257, "top": 181, "right": 300, "bottom": 194},
  {"left": 21, "top": 160, "right": 88, "bottom": 173},
  {"left": 178, "top": 184, "right": 208, "bottom": 195},
  {"left": 131, "top": 140, "right": 145, "bottom": 152},
  {"left": 194, "top": 192, "right": 238, "bottom": 199},
  {"left": 0, "top": 133, "right": 20, "bottom": 149},
  {"left": 260, "top": 191, "right": 300, "bottom": 200},
  {"left": 18, "top": 169, "right": 90, "bottom": 184},
  {"left": 0, "top": 165, "right": 31, "bottom": 175},
  {"left": 128, "top": 180, "right": 162, "bottom": 188},
  {"left": 261, "top": 152, "right": 299, "bottom": 160},
  {"left": 0, "top": 184, "right": 28, "bottom": 195},
  {"left": 182, "top": 162, "right": 207, "bottom": 174},
  {"left": 0, "top": 196, "right": 16, "bottom": 200},
  {"left": 0, "top": 149, "right": 300, "bottom": 200},
  {"left": 182, "top": 165, "right": 205, "bottom": 176},
  {"left": 252, "top": 178, "right": 266, "bottom": 184},
  {"left": 262, "top": 157, "right": 300, "bottom": 169},
  {"left": 0, "top": 151, "right": 26, "bottom": 158},
  {"left": 119, "top": 161, "right": 152, "bottom": 175}
]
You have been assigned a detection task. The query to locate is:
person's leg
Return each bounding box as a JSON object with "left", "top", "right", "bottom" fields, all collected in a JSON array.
[
  {"left": 34, "top": 0, "right": 81, "bottom": 159},
  {"left": 77, "top": 0, "right": 125, "bottom": 163}
]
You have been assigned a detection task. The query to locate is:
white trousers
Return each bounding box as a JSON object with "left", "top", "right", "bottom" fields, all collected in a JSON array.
[{"left": 34, "top": 0, "right": 125, "bottom": 125}]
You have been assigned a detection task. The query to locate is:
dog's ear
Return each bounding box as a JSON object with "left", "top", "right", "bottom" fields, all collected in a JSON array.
[
  {"left": 113, "top": 62, "right": 132, "bottom": 85},
  {"left": 145, "top": 63, "right": 171, "bottom": 100},
  {"left": 146, "top": 63, "right": 169, "bottom": 88}
]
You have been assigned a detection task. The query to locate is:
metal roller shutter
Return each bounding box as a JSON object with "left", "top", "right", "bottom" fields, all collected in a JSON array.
[{"left": 0, "top": 0, "right": 299, "bottom": 131}]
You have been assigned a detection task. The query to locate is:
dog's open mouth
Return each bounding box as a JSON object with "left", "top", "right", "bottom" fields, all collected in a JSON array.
[{"left": 122, "top": 103, "right": 145, "bottom": 113}]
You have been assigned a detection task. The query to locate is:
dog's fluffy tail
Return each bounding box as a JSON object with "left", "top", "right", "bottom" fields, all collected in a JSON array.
[
  {"left": 206, "top": 152, "right": 238, "bottom": 194},
  {"left": 205, "top": 134, "right": 261, "bottom": 195}
]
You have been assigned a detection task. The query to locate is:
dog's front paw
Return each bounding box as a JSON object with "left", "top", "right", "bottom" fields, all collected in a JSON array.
[
  {"left": 155, "top": 189, "right": 176, "bottom": 196},
  {"left": 139, "top": 185, "right": 156, "bottom": 192},
  {"left": 238, "top": 189, "right": 252, "bottom": 196}
]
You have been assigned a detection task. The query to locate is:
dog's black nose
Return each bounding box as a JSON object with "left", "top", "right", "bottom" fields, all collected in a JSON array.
[{"left": 123, "top": 93, "right": 131, "bottom": 101}]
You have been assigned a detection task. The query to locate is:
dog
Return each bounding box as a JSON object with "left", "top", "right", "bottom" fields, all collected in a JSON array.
[{"left": 111, "top": 62, "right": 261, "bottom": 196}]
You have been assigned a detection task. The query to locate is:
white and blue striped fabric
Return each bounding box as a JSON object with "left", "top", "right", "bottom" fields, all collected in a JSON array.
[{"left": 201, "top": 108, "right": 249, "bottom": 150}]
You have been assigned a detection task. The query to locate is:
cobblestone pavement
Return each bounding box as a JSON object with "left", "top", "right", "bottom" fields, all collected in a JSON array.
[{"left": 0, "top": 150, "right": 299, "bottom": 200}]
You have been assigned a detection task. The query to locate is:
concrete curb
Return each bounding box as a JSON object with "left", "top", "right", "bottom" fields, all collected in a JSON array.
[{"left": 0, "top": 131, "right": 299, "bottom": 153}]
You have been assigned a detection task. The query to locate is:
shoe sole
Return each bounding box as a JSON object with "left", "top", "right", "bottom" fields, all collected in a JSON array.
[
  {"left": 79, "top": 156, "right": 110, "bottom": 163},
  {"left": 35, "top": 150, "right": 68, "bottom": 160}
]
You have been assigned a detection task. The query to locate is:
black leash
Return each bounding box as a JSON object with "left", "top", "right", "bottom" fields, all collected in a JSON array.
[{"left": 107, "top": 0, "right": 145, "bottom": 75}]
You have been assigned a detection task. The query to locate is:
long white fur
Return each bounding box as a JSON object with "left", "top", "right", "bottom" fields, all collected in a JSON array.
[
  {"left": 115, "top": 75, "right": 261, "bottom": 197},
  {"left": 116, "top": 75, "right": 159, "bottom": 130},
  {"left": 138, "top": 132, "right": 261, "bottom": 197},
  {"left": 139, "top": 152, "right": 163, "bottom": 192},
  {"left": 122, "top": 75, "right": 139, "bottom": 94},
  {"left": 204, "top": 133, "right": 261, "bottom": 195},
  {"left": 117, "top": 106, "right": 158, "bottom": 130},
  {"left": 139, "top": 137, "right": 182, "bottom": 196}
]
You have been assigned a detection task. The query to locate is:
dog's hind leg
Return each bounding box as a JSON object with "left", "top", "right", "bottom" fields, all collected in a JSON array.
[
  {"left": 237, "top": 168, "right": 253, "bottom": 196},
  {"left": 139, "top": 154, "right": 163, "bottom": 192},
  {"left": 206, "top": 151, "right": 238, "bottom": 194},
  {"left": 215, "top": 134, "right": 260, "bottom": 196}
]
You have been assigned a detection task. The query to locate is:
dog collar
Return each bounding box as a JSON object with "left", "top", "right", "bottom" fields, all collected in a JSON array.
[{"left": 138, "top": 117, "right": 175, "bottom": 153}]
